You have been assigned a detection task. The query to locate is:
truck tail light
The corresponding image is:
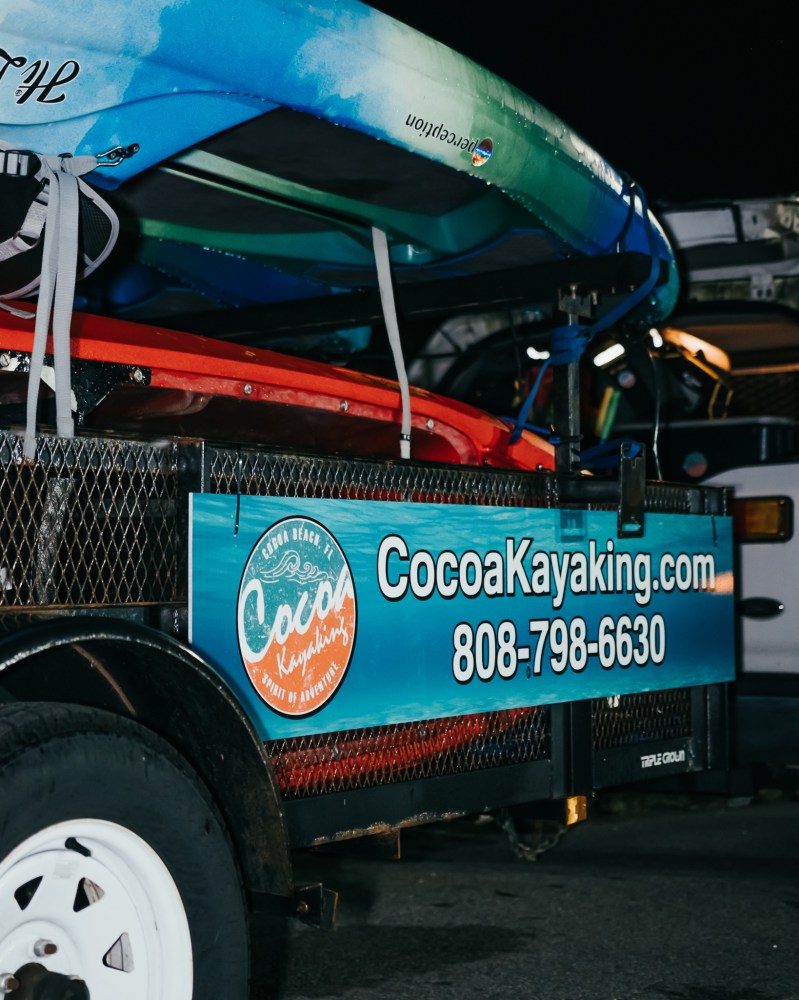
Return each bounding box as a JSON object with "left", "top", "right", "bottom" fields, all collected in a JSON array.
[{"left": 732, "top": 496, "right": 793, "bottom": 543}]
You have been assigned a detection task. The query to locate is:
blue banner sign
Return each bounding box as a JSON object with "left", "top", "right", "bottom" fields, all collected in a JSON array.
[{"left": 189, "top": 494, "right": 735, "bottom": 739}]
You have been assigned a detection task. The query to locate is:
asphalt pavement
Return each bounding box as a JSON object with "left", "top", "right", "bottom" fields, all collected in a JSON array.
[{"left": 283, "top": 774, "right": 799, "bottom": 1000}]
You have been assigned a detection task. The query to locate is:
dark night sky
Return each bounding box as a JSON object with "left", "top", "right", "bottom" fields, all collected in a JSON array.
[{"left": 368, "top": 2, "right": 795, "bottom": 209}]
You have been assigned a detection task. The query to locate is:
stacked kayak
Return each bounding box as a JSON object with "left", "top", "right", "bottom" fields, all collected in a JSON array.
[
  {"left": 1, "top": 0, "right": 677, "bottom": 315},
  {"left": 0, "top": 0, "right": 679, "bottom": 463}
]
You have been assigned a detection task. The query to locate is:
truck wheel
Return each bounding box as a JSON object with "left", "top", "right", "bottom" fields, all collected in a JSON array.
[{"left": 0, "top": 703, "right": 251, "bottom": 1000}]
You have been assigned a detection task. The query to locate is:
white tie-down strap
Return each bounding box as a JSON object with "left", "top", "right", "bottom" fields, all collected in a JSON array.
[
  {"left": 372, "top": 227, "right": 411, "bottom": 460},
  {"left": 0, "top": 154, "right": 48, "bottom": 270},
  {"left": 0, "top": 299, "right": 35, "bottom": 319},
  {"left": 18, "top": 153, "right": 101, "bottom": 460},
  {"left": 0, "top": 148, "right": 41, "bottom": 318}
]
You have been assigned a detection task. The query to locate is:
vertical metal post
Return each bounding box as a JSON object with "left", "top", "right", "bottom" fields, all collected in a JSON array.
[
  {"left": 553, "top": 356, "right": 581, "bottom": 474},
  {"left": 553, "top": 286, "right": 594, "bottom": 474}
]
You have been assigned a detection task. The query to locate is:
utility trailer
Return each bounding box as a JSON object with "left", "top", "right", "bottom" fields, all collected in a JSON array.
[
  {"left": 0, "top": 310, "right": 734, "bottom": 1000},
  {"left": 0, "top": 1, "right": 735, "bottom": 997}
]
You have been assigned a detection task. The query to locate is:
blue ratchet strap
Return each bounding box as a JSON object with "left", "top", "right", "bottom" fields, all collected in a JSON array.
[
  {"left": 580, "top": 437, "right": 642, "bottom": 471},
  {"left": 505, "top": 324, "right": 587, "bottom": 444},
  {"left": 602, "top": 172, "right": 638, "bottom": 254},
  {"left": 549, "top": 323, "right": 590, "bottom": 365},
  {"left": 506, "top": 357, "right": 552, "bottom": 444},
  {"left": 506, "top": 179, "right": 662, "bottom": 448},
  {"left": 589, "top": 179, "right": 662, "bottom": 339}
]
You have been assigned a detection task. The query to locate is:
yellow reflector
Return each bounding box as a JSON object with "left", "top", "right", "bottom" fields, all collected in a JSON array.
[
  {"left": 565, "top": 796, "right": 588, "bottom": 826},
  {"left": 732, "top": 496, "right": 793, "bottom": 542}
]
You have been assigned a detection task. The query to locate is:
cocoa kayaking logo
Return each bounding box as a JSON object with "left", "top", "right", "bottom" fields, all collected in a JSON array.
[
  {"left": 405, "top": 113, "right": 492, "bottom": 166},
  {"left": 1, "top": 46, "right": 80, "bottom": 104},
  {"left": 237, "top": 517, "right": 356, "bottom": 717}
]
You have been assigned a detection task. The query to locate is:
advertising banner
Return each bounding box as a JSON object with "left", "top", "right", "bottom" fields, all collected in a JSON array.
[{"left": 189, "top": 494, "right": 735, "bottom": 739}]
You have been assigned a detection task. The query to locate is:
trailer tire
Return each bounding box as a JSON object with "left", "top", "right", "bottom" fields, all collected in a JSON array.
[{"left": 0, "top": 702, "right": 257, "bottom": 1000}]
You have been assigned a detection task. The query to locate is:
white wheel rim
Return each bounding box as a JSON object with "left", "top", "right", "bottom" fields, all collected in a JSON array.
[{"left": 0, "top": 819, "right": 193, "bottom": 1000}]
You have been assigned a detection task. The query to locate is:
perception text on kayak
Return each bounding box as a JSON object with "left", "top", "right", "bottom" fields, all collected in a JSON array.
[
  {"left": 405, "top": 113, "right": 483, "bottom": 152},
  {"left": 377, "top": 536, "right": 717, "bottom": 608}
]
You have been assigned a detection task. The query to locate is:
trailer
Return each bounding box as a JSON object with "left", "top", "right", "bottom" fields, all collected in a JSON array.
[
  {"left": 0, "top": 323, "right": 734, "bottom": 999},
  {"left": 0, "top": 2, "right": 735, "bottom": 997}
]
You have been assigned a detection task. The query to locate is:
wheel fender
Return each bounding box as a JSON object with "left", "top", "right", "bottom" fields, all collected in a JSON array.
[{"left": 0, "top": 617, "right": 292, "bottom": 902}]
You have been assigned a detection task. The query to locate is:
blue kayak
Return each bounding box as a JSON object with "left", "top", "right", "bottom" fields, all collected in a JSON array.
[{"left": 0, "top": 0, "right": 678, "bottom": 329}]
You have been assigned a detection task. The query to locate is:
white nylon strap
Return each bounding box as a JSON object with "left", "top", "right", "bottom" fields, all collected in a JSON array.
[
  {"left": 23, "top": 154, "right": 99, "bottom": 461},
  {"left": 372, "top": 227, "right": 412, "bottom": 460},
  {"left": 0, "top": 164, "right": 48, "bottom": 263},
  {"left": 0, "top": 233, "right": 38, "bottom": 263},
  {"left": 0, "top": 150, "right": 33, "bottom": 176},
  {"left": 0, "top": 301, "right": 35, "bottom": 319}
]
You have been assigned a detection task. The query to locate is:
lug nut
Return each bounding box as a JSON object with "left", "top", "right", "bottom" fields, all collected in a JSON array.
[
  {"left": 34, "top": 939, "right": 58, "bottom": 957},
  {"left": 0, "top": 973, "right": 20, "bottom": 994}
]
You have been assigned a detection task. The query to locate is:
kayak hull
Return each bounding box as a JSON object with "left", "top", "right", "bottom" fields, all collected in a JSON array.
[{"left": 1, "top": 0, "right": 678, "bottom": 326}]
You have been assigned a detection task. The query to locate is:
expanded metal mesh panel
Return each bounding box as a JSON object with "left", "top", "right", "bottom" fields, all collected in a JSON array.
[
  {"left": 208, "top": 449, "right": 555, "bottom": 507},
  {"left": 268, "top": 707, "right": 551, "bottom": 799},
  {"left": 0, "top": 432, "right": 180, "bottom": 607},
  {"left": 207, "top": 447, "right": 722, "bottom": 516},
  {"left": 645, "top": 485, "right": 699, "bottom": 514},
  {"left": 731, "top": 370, "right": 799, "bottom": 423},
  {"left": 591, "top": 688, "right": 692, "bottom": 750},
  {"left": 0, "top": 433, "right": 722, "bottom": 611}
]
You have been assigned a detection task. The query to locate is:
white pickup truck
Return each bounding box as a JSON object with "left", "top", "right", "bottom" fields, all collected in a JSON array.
[
  {"left": 705, "top": 462, "right": 798, "bottom": 765},
  {"left": 654, "top": 194, "right": 799, "bottom": 768}
]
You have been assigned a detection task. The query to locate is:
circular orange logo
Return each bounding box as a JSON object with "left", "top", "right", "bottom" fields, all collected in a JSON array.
[{"left": 237, "top": 517, "right": 356, "bottom": 716}]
